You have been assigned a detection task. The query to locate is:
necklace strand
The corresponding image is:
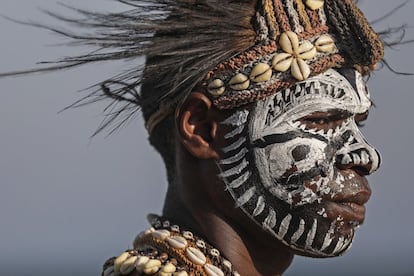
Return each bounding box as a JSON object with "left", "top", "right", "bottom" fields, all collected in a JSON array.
[{"left": 102, "top": 214, "right": 240, "bottom": 276}]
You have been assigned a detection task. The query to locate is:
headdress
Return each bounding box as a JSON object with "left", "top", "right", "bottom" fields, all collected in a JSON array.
[
  {"left": 145, "top": 0, "right": 384, "bottom": 133},
  {"left": 0, "top": 0, "right": 385, "bottom": 135}
]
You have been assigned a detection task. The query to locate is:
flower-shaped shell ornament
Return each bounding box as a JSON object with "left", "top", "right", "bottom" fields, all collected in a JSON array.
[{"left": 272, "top": 31, "right": 317, "bottom": 81}]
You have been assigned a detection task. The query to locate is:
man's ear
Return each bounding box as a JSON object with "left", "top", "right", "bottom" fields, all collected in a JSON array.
[{"left": 176, "top": 92, "right": 220, "bottom": 160}]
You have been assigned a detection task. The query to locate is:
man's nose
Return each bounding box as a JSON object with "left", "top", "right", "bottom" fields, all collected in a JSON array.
[{"left": 334, "top": 130, "right": 381, "bottom": 175}]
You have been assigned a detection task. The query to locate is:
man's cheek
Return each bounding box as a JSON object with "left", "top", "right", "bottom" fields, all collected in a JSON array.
[{"left": 266, "top": 138, "right": 329, "bottom": 182}]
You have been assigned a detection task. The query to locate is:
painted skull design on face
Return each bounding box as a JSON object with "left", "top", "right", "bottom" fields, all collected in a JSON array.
[{"left": 217, "top": 69, "right": 380, "bottom": 257}]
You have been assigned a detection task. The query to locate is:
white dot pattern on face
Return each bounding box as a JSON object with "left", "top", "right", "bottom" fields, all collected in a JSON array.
[{"left": 216, "top": 69, "right": 380, "bottom": 257}]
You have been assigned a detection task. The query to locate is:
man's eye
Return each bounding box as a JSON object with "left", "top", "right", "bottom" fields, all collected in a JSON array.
[
  {"left": 299, "top": 111, "right": 350, "bottom": 130},
  {"left": 355, "top": 111, "right": 369, "bottom": 128},
  {"left": 304, "top": 118, "right": 329, "bottom": 125}
]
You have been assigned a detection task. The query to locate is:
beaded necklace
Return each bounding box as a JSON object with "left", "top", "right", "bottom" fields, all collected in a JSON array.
[{"left": 102, "top": 214, "right": 240, "bottom": 276}]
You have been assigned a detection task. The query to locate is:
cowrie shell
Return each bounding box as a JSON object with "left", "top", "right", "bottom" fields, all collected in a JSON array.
[
  {"left": 297, "top": 41, "right": 317, "bottom": 60},
  {"left": 114, "top": 252, "right": 130, "bottom": 273},
  {"left": 186, "top": 247, "right": 207, "bottom": 265},
  {"left": 305, "top": 0, "right": 324, "bottom": 10},
  {"left": 143, "top": 259, "right": 162, "bottom": 275},
  {"left": 204, "top": 263, "right": 225, "bottom": 276},
  {"left": 120, "top": 256, "right": 138, "bottom": 275},
  {"left": 222, "top": 259, "right": 232, "bottom": 270},
  {"left": 207, "top": 79, "right": 225, "bottom": 96},
  {"left": 272, "top": 53, "right": 293, "bottom": 72},
  {"left": 280, "top": 31, "right": 299, "bottom": 54},
  {"left": 136, "top": 256, "right": 150, "bottom": 271},
  {"left": 315, "top": 34, "right": 336, "bottom": 53},
  {"left": 229, "top": 73, "right": 250, "bottom": 91},
  {"left": 291, "top": 59, "right": 311, "bottom": 81},
  {"left": 167, "top": 235, "right": 188, "bottom": 249},
  {"left": 161, "top": 263, "right": 177, "bottom": 273},
  {"left": 152, "top": 229, "right": 171, "bottom": 240},
  {"left": 250, "top": 62, "right": 272, "bottom": 83}
]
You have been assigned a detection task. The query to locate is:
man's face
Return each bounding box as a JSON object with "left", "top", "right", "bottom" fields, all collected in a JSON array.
[{"left": 216, "top": 69, "right": 380, "bottom": 257}]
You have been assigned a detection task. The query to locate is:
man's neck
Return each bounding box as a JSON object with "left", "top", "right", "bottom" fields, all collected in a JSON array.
[{"left": 163, "top": 196, "right": 294, "bottom": 276}]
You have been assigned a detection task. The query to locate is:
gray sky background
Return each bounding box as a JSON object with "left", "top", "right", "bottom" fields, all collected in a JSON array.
[{"left": 1, "top": 1, "right": 413, "bottom": 275}]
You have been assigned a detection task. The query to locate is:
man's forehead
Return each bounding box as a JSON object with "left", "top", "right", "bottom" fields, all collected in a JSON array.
[{"left": 245, "top": 69, "right": 372, "bottom": 131}]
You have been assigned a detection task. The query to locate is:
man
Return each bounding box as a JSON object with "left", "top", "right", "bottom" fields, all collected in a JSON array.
[
  {"left": 1, "top": 0, "right": 385, "bottom": 275},
  {"left": 95, "top": 0, "right": 384, "bottom": 275}
]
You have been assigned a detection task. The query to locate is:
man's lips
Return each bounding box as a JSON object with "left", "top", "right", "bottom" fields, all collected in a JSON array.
[
  {"left": 322, "top": 171, "right": 371, "bottom": 224},
  {"left": 324, "top": 201, "right": 366, "bottom": 224}
]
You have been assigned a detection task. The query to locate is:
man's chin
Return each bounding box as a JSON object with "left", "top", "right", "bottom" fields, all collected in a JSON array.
[
  {"left": 287, "top": 240, "right": 353, "bottom": 258},
  {"left": 270, "top": 225, "right": 356, "bottom": 258}
]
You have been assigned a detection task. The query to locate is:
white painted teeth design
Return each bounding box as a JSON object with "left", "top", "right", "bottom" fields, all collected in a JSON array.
[
  {"left": 333, "top": 87, "right": 341, "bottom": 98},
  {"left": 335, "top": 125, "right": 340, "bottom": 133},
  {"left": 236, "top": 186, "right": 256, "bottom": 208},
  {"left": 222, "top": 137, "right": 246, "bottom": 153},
  {"left": 310, "top": 84, "right": 316, "bottom": 95},
  {"left": 308, "top": 128, "right": 317, "bottom": 134},
  {"left": 326, "top": 129, "right": 333, "bottom": 138},
  {"left": 341, "top": 154, "right": 352, "bottom": 165},
  {"left": 360, "top": 150, "right": 370, "bottom": 165},
  {"left": 218, "top": 148, "right": 248, "bottom": 165},
  {"left": 275, "top": 93, "right": 283, "bottom": 105},
  {"left": 299, "top": 124, "right": 307, "bottom": 130},
  {"left": 284, "top": 89, "right": 291, "bottom": 102},
  {"left": 305, "top": 219, "right": 318, "bottom": 249},
  {"left": 326, "top": 84, "right": 333, "bottom": 97},
  {"left": 291, "top": 121, "right": 301, "bottom": 128},
  {"left": 227, "top": 171, "right": 251, "bottom": 189},
  {"left": 218, "top": 159, "right": 249, "bottom": 178},
  {"left": 320, "top": 231, "right": 333, "bottom": 252},
  {"left": 263, "top": 207, "right": 277, "bottom": 229},
  {"left": 332, "top": 237, "right": 345, "bottom": 255},
  {"left": 221, "top": 110, "right": 249, "bottom": 126},
  {"left": 352, "top": 153, "right": 361, "bottom": 165},
  {"left": 253, "top": 196, "right": 266, "bottom": 217},
  {"left": 291, "top": 219, "right": 305, "bottom": 243},
  {"left": 295, "top": 85, "right": 304, "bottom": 97},
  {"left": 224, "top": 125, "right": 246, "bottom": 140},
  {"left": 317, "top": 129, "right": 325, "bottom": 136},
  {"left": 277, "top": 214, "right": 292, "bottom": 239}
]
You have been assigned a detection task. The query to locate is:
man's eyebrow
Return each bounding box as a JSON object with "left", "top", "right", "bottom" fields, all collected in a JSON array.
[
  {"left": 250, "top": 131, "right": 328, "bottom": 149},
  {"left": 298, "top": 109, "right": 351, "bottom": 120}
]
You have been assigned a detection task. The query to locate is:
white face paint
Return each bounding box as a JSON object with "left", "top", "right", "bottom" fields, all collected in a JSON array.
[{"left": 217, "top": 69, "right": 380, "bottom": 257}]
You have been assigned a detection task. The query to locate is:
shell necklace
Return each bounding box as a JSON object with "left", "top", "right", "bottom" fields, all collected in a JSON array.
[{"left": 103, "top": 214, "right": 240, "bottom": 276}]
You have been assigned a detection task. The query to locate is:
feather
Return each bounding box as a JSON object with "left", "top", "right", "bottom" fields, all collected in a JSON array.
[{"left": 2, "top": 0, "right": 257, "bottom": 135}]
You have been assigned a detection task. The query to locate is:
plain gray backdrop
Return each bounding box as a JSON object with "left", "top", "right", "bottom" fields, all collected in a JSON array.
[{"left": 1, "top": 1, "right": 413, "bottom": 275}]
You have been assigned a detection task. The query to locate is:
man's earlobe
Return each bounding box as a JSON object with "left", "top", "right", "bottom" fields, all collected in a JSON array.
[{"left": 176, "top": 92, "right": 220, "bottom": 160}]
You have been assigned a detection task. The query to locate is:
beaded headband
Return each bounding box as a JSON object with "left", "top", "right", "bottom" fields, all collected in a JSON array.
[{"left": 146, "top": 0, "right": 384, "bottom": 133}]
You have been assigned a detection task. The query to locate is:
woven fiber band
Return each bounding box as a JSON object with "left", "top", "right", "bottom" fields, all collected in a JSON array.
[
  {"left": 202, "top": 0, "right": 384, "bottom": 109},
  {"left": 146, "top": 0, "right": 384, "bottom": 133}
]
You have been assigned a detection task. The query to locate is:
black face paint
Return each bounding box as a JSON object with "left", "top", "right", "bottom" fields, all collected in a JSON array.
[{"left": 217, "top": 69, "right": 380, "bottom": 257}]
